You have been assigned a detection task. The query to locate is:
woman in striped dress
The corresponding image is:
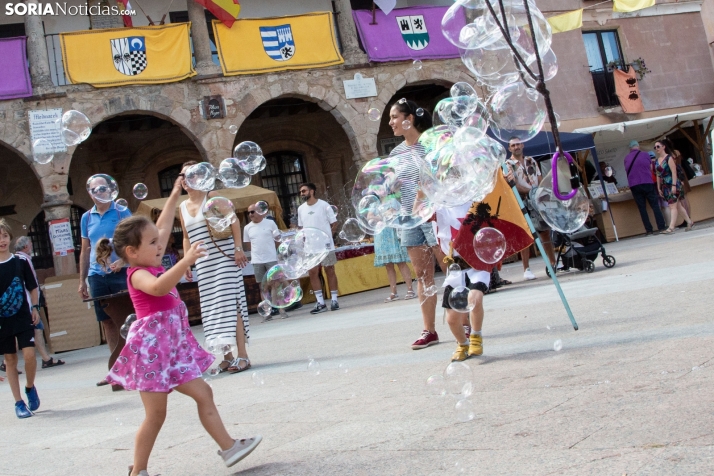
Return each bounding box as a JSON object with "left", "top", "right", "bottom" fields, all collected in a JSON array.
[{"left": 179, "top": 162, "right": 251, "bottom": 373}]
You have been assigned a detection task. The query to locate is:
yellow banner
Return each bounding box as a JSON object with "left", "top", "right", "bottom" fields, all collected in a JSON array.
[
  {"left": 213, "top": 12, "right": 344, "bottom": 76},
  {"left": 548, "top": 9, "right": 583, "bottom": 34},
  {"left": 60, "top": 23, "right": 195, "bottom": 88},
  {"left": 613, "top": 0, "right": 655, "bottom": 13}
]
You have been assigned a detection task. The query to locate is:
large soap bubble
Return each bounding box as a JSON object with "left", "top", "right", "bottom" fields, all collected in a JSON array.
[
  {"left": 460, "top": 42, "right": 512, "bottom": 78},
  {"left": 448, "top": 286, "right": 475, "bottom": 314},
  {"left": 473, "top": 227, "right": 507, "bottom": 264},
  {"left": 351, "top": 154, "right": 435, "bottom": 233},
  {"left": 239, "top": 154, "right": 266, "bottom": 175},
  {"left": 489, "top": 82, "right": 546, "bottom": 143},
  {"left": 233, "top": 141, "right": 263, "bottom": 161},
  {"left": 533, "top": 172, "right": 589, "bottom": 234},
  {"left": 218, "top": 158, "right": 251, "bottom": 188},
  {"left": 340, "top": 218, "right": 366, "bottom": 243},
  {"left": 277, "top": 228, "right": 331, "bottom": 277},
  {"left": 203, "top": 196, "right": 236, "bottom": 233},
  {"left": 418, "top": 125, "right": 454, "bottom": 154},
  {"left": 260, "top": 264, "right": 301, "bottom": 308},
  {"left": 450, "top": 82, "right": 480, "bottom": 118},
  {"left": 86, "top": 174, "right": 119, "bottom": 203},
  {"left": 541, "top": 48, "right": 558, "bottom": 82},
  {"left": 420, "top": 142, "right": 483, "bottom": 208},
  {"left": 32, "top": 138, "right": 54, "bottom": 165},
  {"left": 61, "top": 110, "right": 92, "bottom": 146},
  {"left": 185, "top": 162, "right": 216, "bottom": 191}
]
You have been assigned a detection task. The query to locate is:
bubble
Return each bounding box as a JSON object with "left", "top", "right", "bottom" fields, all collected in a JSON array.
[
  {"left": 218, "top": 158, "right": 251, "bottom": 189},
  {"left": 233, "top": 141, "right": 263, "bottom": 161},
  {"left": 255, "top": 200, "right": 269, "bottom": 215},
  {"left": 86, "top": 174, "right": 119, "bottom": 203},
  {"left": 276, "top": 228, "right": 331, "bottom": 278},
  {"left": 307, "top": 359, "right": 321, "bottom": 375},
  {"left": 416, "top": 108, "right": 425, "bottom": 117},
  {"left": 402, "top": 119, "right": 412, "bottom": 130},
  {"left": 32, "top": 138, "right": 54, "bottom": 164},
  {"left": 272, "top": 229, "right": 283, "bottom": 242},
  {"left": 448, "top": 263, "right": 461, "bottom": 276},
  {"left": 413, "top": 59, "right": 423, "bottom": 70},
  {"left": 455, "top": 399, "right": 476, "bottom": 422},
  {"left": 604, "top": 166, "right": 613, "bottom": 178},
  {"left": 115, "top": 417, "right": 123, "bottom": 426},
  {"left": 185, "top": 162, "right": 217, "bottom": 191},
  {"left": 60, "top": 110, "right": 92, "bottom": 146},
  {"left": 450, "top": 82, "right": 480, "bottom": 118},
  {"left": 444, "top": 361, "right": 473, "bottom": 395},
  {"left": 554, "top": 339, "right": 563, "bottom": 352},
  {"left": 490, "top": 82, "right": 547, "bottom": 143},
  {"left": 132, "top": 183, "right": 148, "bottom": 200},
  {"left": 238, "top": 154, "right": 266, "bottom": 175},
  {"left": 257, "top": 300, "right": 272, "bottom": 318},
  {"left": 22, "top": 225, "right": 27, "bottom": 230},
  {"left": 338, "top": 362, "right": 350, "bottom": 374},
  {"left": 341, "top": 218, "right": 366, "bottom": 243},
  {"left": 448, "top": 286, "right": 475, "bottom": 314},
  {"left": 533, "top": 172, "right": 589, "bottom": 234},
  {"left": 426, "top": 374, "right": 447, "bottom": 396},
  {"left": 195, "top": 243, "right": 209, "bottom": 264},
  {"left": 367, "top": 108, "right": 381, "bottom": 121},
  {"left": 423, "top": 284, "right": 438, "bottom": 298},
  {"left": 251, "top": 371, "right": 265, "bottom": 386},
  {"left": 260, "top": 263, "right": 301, "bottom": 308},
  {"left": 115, "top": 199, "right": 128, "bottom": 212},
  {"left": 228, "top": 124, "right": 238, "bottom": 134},
  {"left": 205, "top": 336, "right": 235, "bottom": 356},
  {"left": 330, "top": 205, "right": 339, "bottom": 217},
  {"left": 397, "top": 98, "right": 407, "bottom": 105},
  {"left": 203, "top": 196, "right": 236, "bottom": 233},
  {"left": 473, "top": 227, "right": 507, "bottom": 264},
  {"left": 460, "top": 44, "right": 512, "bottom": 78},
  {"left": 119, "top": 314, "right": 137, "bottom": 339},
  {"left": 542, "top": 47, "right": 558, "bottom": 82}
]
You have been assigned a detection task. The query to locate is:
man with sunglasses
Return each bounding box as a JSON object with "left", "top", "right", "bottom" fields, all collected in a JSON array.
[
  {"left": 243, "top": 203, "right": 281, "bottom": 319},
  {"left": 505, "top": 138, "right": 557, "bottom": 280},
  {"left": 78, "top": 175, "right": 132, "bottom": 386}
]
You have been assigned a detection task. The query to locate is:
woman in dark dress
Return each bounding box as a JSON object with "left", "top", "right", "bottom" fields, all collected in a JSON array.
[{"left": 654, "top": 140, "right": 694, "bottom": 234}]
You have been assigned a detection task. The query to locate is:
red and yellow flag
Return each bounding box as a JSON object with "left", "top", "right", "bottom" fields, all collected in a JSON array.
[{"left": 195, "top": 0, "right": 240, "bottom": 28}]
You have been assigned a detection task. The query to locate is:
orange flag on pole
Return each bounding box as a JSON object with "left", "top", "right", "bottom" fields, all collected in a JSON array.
[
  {"left": 613, "top": 69, "right": 644, "bottom": 114},
  {"left": 195, "top": 0, "right": 241, "bottom": 28}
]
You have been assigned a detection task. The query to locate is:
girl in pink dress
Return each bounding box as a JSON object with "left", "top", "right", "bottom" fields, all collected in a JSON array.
[{"left": 97, "top": 178, "right": 261, "bottom": 476}]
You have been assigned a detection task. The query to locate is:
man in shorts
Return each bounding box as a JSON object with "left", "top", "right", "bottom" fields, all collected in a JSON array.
[
  {"left": 505, "top": 137, "right": 556, "bottom": 281},
  {"left": 78, "top": 175, "right": 132, "bottom": 386},
  {"left": 297, "top": 183, "right": 340, "bottom": 314},
  {"left": 0, "top": 219, "right": 41, "bottom": 418}
]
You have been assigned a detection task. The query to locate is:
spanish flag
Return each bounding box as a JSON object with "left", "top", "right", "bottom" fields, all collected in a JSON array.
[
  {"left": 60, "top": 23, "right": 195, "bottom": 88},
  {"left": 195, "top": 0, "right": 241, "bottom": 28},
  {"left": 212, "top": 12, "right": 344, "bottom": 76}
]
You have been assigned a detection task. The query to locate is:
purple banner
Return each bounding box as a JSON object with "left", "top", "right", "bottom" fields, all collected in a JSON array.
[
  {"left": 0, "top": 37, "right": 32, "bottom": 100},
  {"left": 353, "top": 6, "right": 462, "bottom": 62}
]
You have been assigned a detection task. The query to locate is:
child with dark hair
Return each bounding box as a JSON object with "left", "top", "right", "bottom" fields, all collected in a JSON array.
[
  {"left": 0, "top": 219, "right": 41, "bottom": 419},
  {"left": 96, "top": 179, "right": 261, "bottom": 476}
]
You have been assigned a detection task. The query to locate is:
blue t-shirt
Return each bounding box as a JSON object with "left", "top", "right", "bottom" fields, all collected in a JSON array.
[{"left": 81, "top": 202, "right": 132, "bottom": 276}]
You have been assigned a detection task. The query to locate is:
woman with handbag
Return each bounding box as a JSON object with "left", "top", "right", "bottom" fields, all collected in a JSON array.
[
  {"left": 654, "top": 140, "right": 694, "bottom": 234},
  {"left": 179, "top": 161, "right": 251, "bottom": 373}
]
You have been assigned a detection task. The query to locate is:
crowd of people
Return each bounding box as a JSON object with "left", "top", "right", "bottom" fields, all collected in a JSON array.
[{"left": 5, "top": 97, "right": 699, "bottom": 475}]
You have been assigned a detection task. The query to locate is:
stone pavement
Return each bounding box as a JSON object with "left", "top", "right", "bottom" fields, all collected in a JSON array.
[{"left": 2, "top": 225, "right": 714, "bottom": 476}]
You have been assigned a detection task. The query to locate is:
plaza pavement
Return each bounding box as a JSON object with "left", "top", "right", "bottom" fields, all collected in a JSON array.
[{"left": 1, "top": 224, "right": 714, "bottom": 476}]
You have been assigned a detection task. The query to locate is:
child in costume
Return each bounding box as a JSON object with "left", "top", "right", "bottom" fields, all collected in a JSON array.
[{"left": 98, "top": 178, "right": 261, "bottom": 476}]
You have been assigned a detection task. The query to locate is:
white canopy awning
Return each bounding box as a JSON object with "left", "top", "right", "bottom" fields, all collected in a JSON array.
[{"left": 573, "top": 107, "right": 714, "bottom": 148}]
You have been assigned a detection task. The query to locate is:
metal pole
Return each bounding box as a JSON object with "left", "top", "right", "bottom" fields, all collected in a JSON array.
[{"left": 503, "top": 165, "right": 579, "bottom": 331}]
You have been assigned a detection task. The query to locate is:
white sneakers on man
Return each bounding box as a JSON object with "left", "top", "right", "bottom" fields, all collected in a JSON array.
[{"left": 523, "top": 268, "right": 536, "bottom": 280}]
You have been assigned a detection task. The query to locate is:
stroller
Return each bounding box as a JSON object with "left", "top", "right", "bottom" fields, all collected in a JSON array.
[{"left": 549, "top": 226, "right": 616, "bottom": 275}]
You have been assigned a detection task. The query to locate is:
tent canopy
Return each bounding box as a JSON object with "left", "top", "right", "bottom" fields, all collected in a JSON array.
[
  {"left": 572, "top": 107, "right": 714, "bottom": 148},
  {"left": 489, "top": 130, "right": 599, "bottom": 163},
  {"left": 135, "top": 185, "right": 286, "bottom": 229}
]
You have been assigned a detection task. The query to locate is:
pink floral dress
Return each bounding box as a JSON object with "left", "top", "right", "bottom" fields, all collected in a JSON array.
[{"left": 106, "top": 266, "right": 214, "bottom": 392}]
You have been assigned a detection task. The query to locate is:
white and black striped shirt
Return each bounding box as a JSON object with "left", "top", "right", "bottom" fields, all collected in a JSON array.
[{"left": 390, "top": 141, "right": 426, "bottom": 216}]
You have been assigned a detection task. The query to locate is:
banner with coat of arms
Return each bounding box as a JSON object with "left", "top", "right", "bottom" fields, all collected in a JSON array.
[
  {"left": 60, "top": 23, "right": 195, "bottom": 88},
  {"left": 353, "top": 6, "right": 461, "bottom": 62},
  {"left": 212, "top": 11, "right": 343, "bottom": 76}
]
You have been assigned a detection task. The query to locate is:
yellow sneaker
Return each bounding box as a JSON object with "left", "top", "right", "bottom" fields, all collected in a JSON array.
[
  {"left": 468, "top": 334, "right": 483, "bottom": 357},
  {"left": 451, "top": 343, "right": 469, "bottom": 362}
]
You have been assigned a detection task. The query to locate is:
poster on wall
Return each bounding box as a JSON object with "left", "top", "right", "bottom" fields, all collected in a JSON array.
[
  {"left": 48, "top": 218, "right": 74, "bottom": 256},
  {"left": 28, "top": 108, "right": 67, "bottom": 154}
]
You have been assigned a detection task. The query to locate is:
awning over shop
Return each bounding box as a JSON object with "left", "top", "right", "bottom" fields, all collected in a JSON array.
[
  {"left": 572, "top": 107, "right": 714, "bottom": 147},
  {"left": 135, "top": 185, "right": 286, "bottom": 229}
]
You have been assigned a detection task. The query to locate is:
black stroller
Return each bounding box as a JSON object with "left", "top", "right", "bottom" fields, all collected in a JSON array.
[{"left": 548, "top": 227, "right": 616, "bottom": 275}]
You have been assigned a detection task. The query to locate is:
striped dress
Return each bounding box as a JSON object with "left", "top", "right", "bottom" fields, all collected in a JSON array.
[{"left": 180, "top": 197, "right": 249, "bottom": 344}]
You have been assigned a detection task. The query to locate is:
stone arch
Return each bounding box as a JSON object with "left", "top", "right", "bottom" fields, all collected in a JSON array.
[{"left": 0, "top": 140, "right": 44, "bottom": 231}]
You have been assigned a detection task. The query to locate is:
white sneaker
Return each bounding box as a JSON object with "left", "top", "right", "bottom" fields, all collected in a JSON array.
[{"left": 523, "top": 268, "right": 536, "bottom": 280}]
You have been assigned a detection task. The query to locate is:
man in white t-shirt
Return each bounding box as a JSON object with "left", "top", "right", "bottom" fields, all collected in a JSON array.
[
  {"left": 297, "top": 183, "right": 339, "bottom": 314},
  {"left": 243, "top": 203, "right": 282, "bottom": 319}
]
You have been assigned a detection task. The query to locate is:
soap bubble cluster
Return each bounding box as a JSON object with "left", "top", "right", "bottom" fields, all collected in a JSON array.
[
  {"left": 203, "top": 196, "right": 237, "bottom": 233},
  {"left": 185, "top": 162, "right": 217, "bottom": 192}
]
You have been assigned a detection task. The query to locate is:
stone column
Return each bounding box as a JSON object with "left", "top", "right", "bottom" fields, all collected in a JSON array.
[
  {"left": 334, "top": 0, "right": 369, "bottom": 65},
  {"left": 24, "top": 0, "right": 53, "bottom": 90},
  {"left": 41, "top": 201, "right": 78, "bottom": 276},
  {"left": 187, "top": 0, "right": 222, "bottom": 76}
]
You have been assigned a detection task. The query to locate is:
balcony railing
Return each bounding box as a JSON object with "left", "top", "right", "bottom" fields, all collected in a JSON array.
[{"left": 590, "top": 69, "right": 620, "bottom": 108}]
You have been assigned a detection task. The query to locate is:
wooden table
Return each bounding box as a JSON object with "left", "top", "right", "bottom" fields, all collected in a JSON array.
[{"left": 84, "top": 291, "right": 135, "bottom": 391}]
